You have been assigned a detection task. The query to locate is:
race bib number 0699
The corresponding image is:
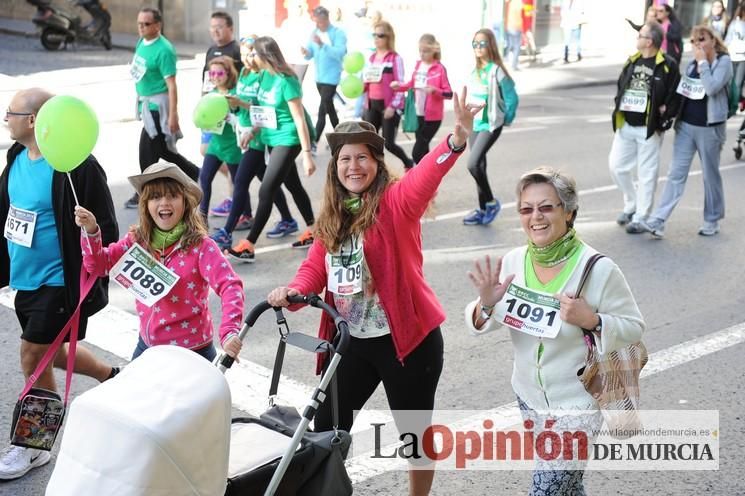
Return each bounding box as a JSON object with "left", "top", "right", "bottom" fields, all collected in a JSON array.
[{"left": 493, "top": 283, "right": 562, "bottom": 338}]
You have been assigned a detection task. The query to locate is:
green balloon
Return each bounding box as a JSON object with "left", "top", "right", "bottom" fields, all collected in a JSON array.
[
  {"left": 343, "top": 51, "right": 365, "bottom": 74},
  {"left": 34, "top": 95, "right": 99, "bottom": 173},
  {"left": 193, "top": 93, "right": 229, "bottom": 129},
  {"left": 340, "top": 75, "right": 364, "bottom": 99}
]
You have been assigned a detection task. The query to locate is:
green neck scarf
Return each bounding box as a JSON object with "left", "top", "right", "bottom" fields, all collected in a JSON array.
[
  {"left": 527, "top": 228, "right": 582, "bottom": 268},
  {"left": 151, "top": 221, "right": 186, "bottom": 252},
  {"left": 344, "top": 196, "right": 362, "bottom": 214}
]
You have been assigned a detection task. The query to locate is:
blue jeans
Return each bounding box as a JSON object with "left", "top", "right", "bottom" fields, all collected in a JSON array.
[
  {"left": 131, "top": 336, "right": 217, "bottom": 362},
  {"left": 506, "top": 30, "right": 522, "bottom": 69}
]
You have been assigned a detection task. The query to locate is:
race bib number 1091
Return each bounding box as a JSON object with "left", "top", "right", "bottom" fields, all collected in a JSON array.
[{"left": 493, "top": 283, "right": 563, "bottom": 338}]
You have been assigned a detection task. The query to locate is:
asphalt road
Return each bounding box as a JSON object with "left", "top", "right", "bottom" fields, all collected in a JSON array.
[{"left": 1, "top": 31, "right": 744, "bottom": 495}]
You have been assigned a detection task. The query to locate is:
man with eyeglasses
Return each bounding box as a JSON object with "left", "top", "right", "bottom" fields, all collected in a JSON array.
[
  {"left": 301, "top": 5, "right": 347, "bottom": 153},
  {"left": 0, "top": 88, "right": 119, "bottom": 480},
  {"left": 608, "top": 21, "right": 680, "bottom": 234},
  {"left": 126, "top": 7, "right": 199, "bottom": 209}
]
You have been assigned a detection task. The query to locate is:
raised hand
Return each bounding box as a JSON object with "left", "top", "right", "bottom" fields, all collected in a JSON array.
[
  {"left": 467, "top": 255, "right": 515, "bottom": 308},
  {"left": 452, "top": 86, "right": 484, "bottom": 147}
]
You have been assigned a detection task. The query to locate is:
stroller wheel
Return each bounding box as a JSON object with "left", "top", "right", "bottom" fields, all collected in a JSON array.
[{"left": 735, "top": 146, "right": 742, "bottom": 160}]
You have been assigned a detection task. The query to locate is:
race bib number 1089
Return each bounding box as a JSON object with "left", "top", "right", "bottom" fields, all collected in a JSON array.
[{"left": 110, "top": 244, "right": 180, "bottom": 307}]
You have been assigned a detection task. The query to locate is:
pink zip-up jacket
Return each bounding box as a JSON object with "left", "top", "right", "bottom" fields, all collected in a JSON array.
[
  {"left": 81, "top": 230, "right": 244, "bottom": 350},
  {"left": 287, "top": 138, "right": 461, "bottom": 373},
  {"left": 393, "top": 60, "right": 453, "bottom": 121},
  {"left": 364, "top": 51, "right": 405, "bottom": 110}
]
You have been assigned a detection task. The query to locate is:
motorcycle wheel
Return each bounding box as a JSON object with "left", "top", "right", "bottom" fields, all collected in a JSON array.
[
  {"left": 41, "top": 28, "right": 66, "bottom": 51},
  {"left": 101, "top": 31, "right": 112, "bottom": 50}
]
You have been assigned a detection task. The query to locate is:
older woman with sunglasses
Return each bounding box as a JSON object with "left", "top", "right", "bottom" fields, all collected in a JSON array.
[
  {"left": 642, "top": 25, "right": 732, "bottom": 238},
  {"left": 465, "top": 167, "right": 645, "bottom": 496}
]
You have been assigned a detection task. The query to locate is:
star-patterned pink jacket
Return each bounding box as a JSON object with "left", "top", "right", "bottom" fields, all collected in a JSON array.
[{"left": 81, "top": 230, "right": 244, "bottom": 350}]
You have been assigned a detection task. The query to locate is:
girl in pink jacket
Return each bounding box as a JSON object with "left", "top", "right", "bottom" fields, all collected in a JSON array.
[
  {"left": 391, "top": 33, "right": 453, "bottom": 164},
  {"left": 75, "top": 162, "right": 244, "bottom": 362}
]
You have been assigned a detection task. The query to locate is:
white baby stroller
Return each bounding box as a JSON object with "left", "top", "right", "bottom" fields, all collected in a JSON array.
[{"left": 46, "top": 293, "right": 352, "bottom": 496}]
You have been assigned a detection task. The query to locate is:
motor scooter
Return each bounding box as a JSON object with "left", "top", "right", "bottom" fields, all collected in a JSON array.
[{"left": 26, "top": 0, "right": 112, "bottom": 51}]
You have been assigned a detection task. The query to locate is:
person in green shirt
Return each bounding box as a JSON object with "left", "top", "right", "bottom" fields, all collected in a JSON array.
[
  {"left": 197, "top": 56, "right": 252, "bottom": 230},
  {"left": 126, "top": 7, "right": 199, "bottom": 209},
  {"left": 226, "top": 36, "right": 317, "bottom": 263},
  {"left": 210, "top": 36, "right": 296, "bottom": 249}
]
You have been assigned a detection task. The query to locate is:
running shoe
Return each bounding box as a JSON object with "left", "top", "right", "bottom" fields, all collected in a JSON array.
[
  {"left": 234, "top": 215, "right": 254, "bottom": 231},
  {"left": 463, "top": 209, "right": 485, "bottom": 226},
  {"left": 226, "top": 239, "right": 255, "bottom": 263},
  {"left": 616, "top": 211, "right": 635, "bottom": 226},
  {"left": 640, "top": 217, "right": 665, "bottom": 239},
  {"left": 291, "top": 228, "right": 314, "bottom": 249},
  {"left": 210, "top": 198, "right": 232, "bottom": 217},
  {"left": 124, "top": 193, "right": 139, "bottom": 209},
  {"left": 266, "top": 219, "right": 299, "bottom": 238},
  {"left": 698, "top": 221, "right": 720, "bottom": 236},
  {"left": 0, "top": 445, "right": 51, "bottom": 480},
  {"left": 481, "top": 200, "right": 501, "bottom": 225},
  {"left": 210, "top": 228, "right": 233, "bottom": 250},
  {"left": 625, "top": 221, "right": 645, "bottom": 234}
]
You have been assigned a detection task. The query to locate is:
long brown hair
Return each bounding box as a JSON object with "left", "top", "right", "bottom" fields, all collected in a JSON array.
[
  {"left": 133, "top": 178, "right": 207, "bottom": 255},
  {"left": 472, "top": 28, "right": 510, "bottom": 78},
  {"left": 253, "top": 36, "right": 297, "bottom": 78},
  {"left": 315, "top": 145, "right": 397, "bottom": 252}
]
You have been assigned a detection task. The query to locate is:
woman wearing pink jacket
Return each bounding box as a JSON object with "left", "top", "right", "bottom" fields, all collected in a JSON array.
[
  {"left": 391, "top": 34, "right": 453, "bottom": 164},
  {"left": 363, "top": 21, "right": 414, "bottom": 169}
]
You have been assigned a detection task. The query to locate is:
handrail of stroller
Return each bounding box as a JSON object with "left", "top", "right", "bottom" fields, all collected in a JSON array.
[{"left": 216, "top": 293, "right": 350, "bottom": 372}]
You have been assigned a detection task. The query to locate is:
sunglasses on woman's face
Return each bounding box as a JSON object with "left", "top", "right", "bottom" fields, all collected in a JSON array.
[
  {"left": 691, "top": 36, "right": 707, "bottom": 43},
  {"left": 518, "top": 203, "right": 562, "bottom": 216},
  {"left": 472, "top": 40, "right": 488, "bottom": 49},
  {"left": 373, "top": 33, "right": 387, "bottom": 39},
  {"left": 209, "top": 70, "right": 226, "bottom": 77}
]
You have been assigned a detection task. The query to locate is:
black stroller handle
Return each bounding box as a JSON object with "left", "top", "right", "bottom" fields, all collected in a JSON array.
[{"left": 217, "top": 293, "right": 350, "bottom": 371}]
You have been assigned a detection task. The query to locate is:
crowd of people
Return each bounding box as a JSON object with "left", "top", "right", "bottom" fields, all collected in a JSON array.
[{"left": 2, "top": 2, "right": 741, "bottom": 495}]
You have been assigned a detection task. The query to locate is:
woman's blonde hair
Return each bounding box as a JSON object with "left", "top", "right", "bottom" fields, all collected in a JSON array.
[
  {"left": 315, "top": 145, "right": 397, "bottom": 253},
  {"left": 419, "top": 33, "right": 441, "bottom": 61},
  {"left": 691, "top": 24, "right": 728, "bottom": 55},
  {"left": 133, "top": 178, "right": 208, "bottom": 255},
  {"left": 374, "top": 21, "right": 396, "bottom": 53},
  {"left": 239, "top": 34, "right": 259, "bottom": 76},
  {"left": 208, "top": 55, "right": 238, "bottom": 90}
]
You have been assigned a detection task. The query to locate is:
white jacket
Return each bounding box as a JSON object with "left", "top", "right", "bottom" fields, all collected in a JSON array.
[{"left": 464, "top": 243, "right": 645, "bottom": 410}]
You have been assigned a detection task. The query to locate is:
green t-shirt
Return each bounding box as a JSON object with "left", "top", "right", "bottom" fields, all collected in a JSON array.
[
  {"left": 205, "top": 88, "right": 242, "bottom": 165},
  {"left": 235, "top": 70, "right": 263, "bottom": 151},
  {"left": 524, "top": 244, "right": 586, "bottom": 294},
  {"left": 469, "top": 62, "right": 493, "bottom": 133},
  {"left": 255, "top": 70, "right": 303, "bottom": 147},
  {"left": 131, "top": 36, "right": 177, "bottom": 112}
]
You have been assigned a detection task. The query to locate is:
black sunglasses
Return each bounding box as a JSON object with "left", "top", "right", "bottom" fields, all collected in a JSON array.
[
  {"left": 373, "top": 33, "right": 387, "bottom": 39},
  {"left": 691, "top": 36, "right": 707, "bottom": 43},
  {"left": 138, "top": 21, "right": 154, "bottom": 27}
]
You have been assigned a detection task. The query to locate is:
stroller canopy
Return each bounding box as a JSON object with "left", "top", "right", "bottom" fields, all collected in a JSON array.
[{"left": 47, "top": 345, "right": 232, "bottom": 496}]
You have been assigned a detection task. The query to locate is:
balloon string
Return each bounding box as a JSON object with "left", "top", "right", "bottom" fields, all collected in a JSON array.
[{"left": 68, "top": 172, "right": 93, "bottom": 255}]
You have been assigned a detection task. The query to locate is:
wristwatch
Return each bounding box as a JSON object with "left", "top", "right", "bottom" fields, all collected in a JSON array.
[
  {"left": 590, "top": 315, "right": 602, "bottom": 333},
  {"left": 479, "top": 303, "right": 495, "bottom": 321},
  {"left": 447, "top": 133, "right": 467, "bottom": 153}
]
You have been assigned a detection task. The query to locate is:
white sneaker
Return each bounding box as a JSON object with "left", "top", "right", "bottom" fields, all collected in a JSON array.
[{"left": 0, "top": 445, "right": 51, "bottom": 480}]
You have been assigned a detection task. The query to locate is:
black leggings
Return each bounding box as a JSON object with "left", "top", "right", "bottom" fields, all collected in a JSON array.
[
  {"left": 223, "top": 148, "right": 292, "bottom": 233},
  {"left": 139, "top": 110, "right": 199, "bottom": 181},
  {"left": 244, "top": 145, "right": 314, "bottom": 243},
  {"left": 315, "top": 327, "right": 443, "bottom": 437},
  {"left": 364, "top": 99, "right": 414, "bottom": 168},
  {"left": 315, "top": 83, "right": 340, "bottom": 140},
  {"left": 412, "top": 117, "right": 441, "bottom": 165},
  {"left": 467, "top": 127, "right": 503, "bottom": 209},
  {"left": 198, "top": 154, "right": 250, "bottom": 217}
]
